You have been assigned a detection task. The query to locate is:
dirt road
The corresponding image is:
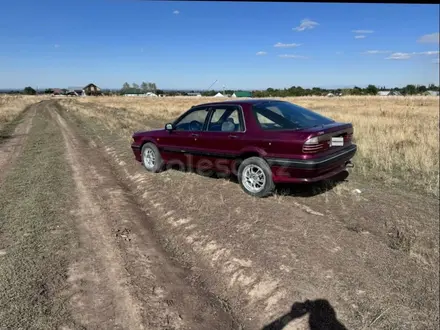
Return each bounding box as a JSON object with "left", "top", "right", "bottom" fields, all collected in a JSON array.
[
  {"left": 0, "top": 100, "right": 438, "bottom": 330},
  {"left": 0, "top": 101, "right": 240, "bottom": 330}
]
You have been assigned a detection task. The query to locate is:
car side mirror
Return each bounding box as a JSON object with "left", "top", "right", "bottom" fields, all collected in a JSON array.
[{"left": 165, "top": 123, "right": 174, "bottom": 131}]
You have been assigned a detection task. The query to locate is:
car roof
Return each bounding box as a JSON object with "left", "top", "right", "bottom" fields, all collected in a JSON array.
[{"left": 192, "top": 98, "right": 287, "bottom": 108}]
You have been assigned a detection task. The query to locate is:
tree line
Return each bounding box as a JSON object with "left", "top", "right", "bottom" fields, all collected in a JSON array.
[
  {"left": 153, "top": 83, "right": 440, "bottom": 97},
  {"left": 120, "top": 82, "right": 159, "bottom": 94},
  {"left": 2, "top": 83, "right": 439, "bottom": 97},
  {"left": 248, "top": 84, "right": 439, "bottom": 97}
]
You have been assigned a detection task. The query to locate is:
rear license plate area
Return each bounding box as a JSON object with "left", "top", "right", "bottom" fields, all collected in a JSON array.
[{"left": 330, "top": 137, "right": 344, "bottom": 147}]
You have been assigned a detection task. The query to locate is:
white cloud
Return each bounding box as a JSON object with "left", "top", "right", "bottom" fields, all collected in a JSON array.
[
  {"left": 417, "top": 32, "right": 439, "bottom": 44},
  {"left": 54, "top": 44, "right": 60, "bottom": 48},
  {"left": 274, "top": 42, "right": 302, "bottom": 48},
  {"left": 386, "top": 52, "right": 412, "bottom": 60},
  {"left": 256, "top": 51, "right": 267, "bottom": 56},
  {"left": 352, "top": 30, "right": 374, "bottom": 34},
  {"left": 173, "top": 10, "right": 179, "bottom": 15},
  {"left": 383, "top": 50, "right": 439, "bottom": 60},
  {"left": 416, "top": 51, "right": 440, "bottom": 55},
  {"left": 293, "top": 19, "right": 319, "bottom": 32},
  {"left": 363, "top": 50, "right": 391, "bottom": 54},
  {"left": 355, "top": 35, "right": 366, "bottom": 39},
  {"left": 279, "top": 54, "right": 308, "bottom": 59}
]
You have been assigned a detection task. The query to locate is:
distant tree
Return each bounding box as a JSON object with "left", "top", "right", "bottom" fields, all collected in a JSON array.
[
  {"left": 44, "top": 88, "right": 53, "bottom": 94},
  {"left": 427, "top": 83, "right": 439, "bottom": 91},
  {"left": 311, "top": 87, "right": 323, "bottom": 96},
  {"left": 132, "top": 83, "right": 140, "bottom": 90},
  {"left": 350, "top": 86, "right": 362, "bottom": 95},
  {"left": 417, "top": 85, "right": 427, "bottom": 94},
  {"left": 365, "top": 84, "right": 379, "bottom": 95},
  {"left": 202, "top": 90, "right": 217, "bottom": 97},
  {"left": 403, "top": 84, "right": 416, "bottom": 95},
  {"left": 23, "top": 86, "right": 36, "bottom": 95},
  {"left": 141, "top": 82, "right": 149, "bottom": 92},
  {"left": 122, "top": 82, "right": 130, "bottom": 91}
]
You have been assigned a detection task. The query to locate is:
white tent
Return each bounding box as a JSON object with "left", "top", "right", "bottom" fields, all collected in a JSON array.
[{"left": 213, "top": 92, "right": 225, "bottom": 97}]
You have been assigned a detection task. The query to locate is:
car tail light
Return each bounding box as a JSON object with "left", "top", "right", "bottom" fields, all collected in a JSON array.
[{"left": 303, "top": 136, "right": 328, "bottom": 153}]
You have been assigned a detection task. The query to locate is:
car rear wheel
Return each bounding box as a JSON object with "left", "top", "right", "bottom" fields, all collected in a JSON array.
[
  {"left": 238, "top": 157, "right": 275, "bottom": 198},
  {"left": 141, "top": 142, "right": 164, "bottom": 173}
]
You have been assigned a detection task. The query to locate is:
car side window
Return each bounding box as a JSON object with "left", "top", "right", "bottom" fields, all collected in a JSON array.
[
  {"left": 174, "top": 108, "right": 209, "bottom": 131},
  {"left": 255, "top": 111, "right": 282, "bottom": 129},
  {"left": 207, "top": 106, "right": 244, "bottom": 132}
]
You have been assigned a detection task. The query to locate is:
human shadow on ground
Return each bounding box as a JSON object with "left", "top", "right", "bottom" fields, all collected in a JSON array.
[{"left": 262, "top": 299, "right": 348, "bottom": 330}]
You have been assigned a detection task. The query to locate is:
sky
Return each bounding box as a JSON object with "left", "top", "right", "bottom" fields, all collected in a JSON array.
[{"left": 0, "top": 0, "right": 439, "bottom": 90}]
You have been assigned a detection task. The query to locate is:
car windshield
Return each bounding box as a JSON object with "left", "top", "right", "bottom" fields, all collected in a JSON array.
[{"left": 252, "top": 101, "right": 334, "bottom": 130}]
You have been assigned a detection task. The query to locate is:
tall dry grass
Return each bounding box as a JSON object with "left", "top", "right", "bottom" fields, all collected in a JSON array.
[
  {"left": 60, "top": 95, "right": 440, "bottom": 196},
  {"left": 0, "top": 95, "right": 48, "bottom": 131}
]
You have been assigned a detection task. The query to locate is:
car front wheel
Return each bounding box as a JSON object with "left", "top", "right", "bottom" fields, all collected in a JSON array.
[
  {"left": 238, "top": 157, "right": 275, "bottom": 198},
  {"left": 141, "top": 142, "right": 164, "bottom": 173}
]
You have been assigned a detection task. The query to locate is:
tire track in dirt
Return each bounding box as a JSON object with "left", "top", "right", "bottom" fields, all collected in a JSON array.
[
  {"left": 49, "top": 103, "right": 239, "bottom": 330},
  {"left": 0, "top": 103, "right": 37, "bottom": 184}
]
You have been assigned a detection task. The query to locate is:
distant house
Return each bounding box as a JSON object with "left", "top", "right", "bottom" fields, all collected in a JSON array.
[
  {"left": 52, "top": 88, "right": 64, "bottom": 96},
  {"left": 424, "top": 90, "right": 439, "bottom": 96},
  {"left": 67, "top": 87, "right": 86, "bottom": 97},
  {"left": 83, "top": 83, "right": 101, "bottom": 96},
  {"left": 326, "top": 92, "right": 335, "bottom": 97},
  {"left": 378, "top": 90, "right": 402, "bottom": 96},
  {"left": 186, "top": 92, "right": 202, "bottom": 97},
  {"left": 213, "top": 92, "right": 225, "bottom": 97},
  {"left": 231, "top": 91, "right": 253, "bottom": 98}
]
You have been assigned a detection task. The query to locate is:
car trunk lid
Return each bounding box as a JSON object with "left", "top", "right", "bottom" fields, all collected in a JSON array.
[{"left": 301, "top": 122, "right": 354, "bottom": 154}]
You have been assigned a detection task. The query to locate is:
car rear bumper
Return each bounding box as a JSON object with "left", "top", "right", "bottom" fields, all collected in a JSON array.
[
  {"left": 267, "top": 144, "right": 357, "bottom": 183},
  {"left": 271, "top": 163, "right": 350, "bottom": 183},
  {"left": 266, "top": 144, "right": 357, "bottom": 170}
]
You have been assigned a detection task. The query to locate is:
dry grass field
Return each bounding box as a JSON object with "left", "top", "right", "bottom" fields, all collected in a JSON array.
[
  {"left": 64, "top": 95, "right": 439, "bottom": 196},
  {"left": 0, "top": 95, "right": 48, "bottom": 131}
]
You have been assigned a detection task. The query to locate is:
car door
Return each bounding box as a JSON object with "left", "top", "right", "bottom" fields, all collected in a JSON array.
[
  {"left": 159, "top": 106, "right": 210, "bottom": 169},
  {"left": 195, "top": 105, "right": 247, "bottom": 174}
]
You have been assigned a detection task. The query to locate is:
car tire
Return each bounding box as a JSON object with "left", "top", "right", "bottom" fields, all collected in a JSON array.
[
  {"left": 237, "top": 157, "right": 275, "bottom": 198},
  {"left": 141, "top": 142, "right": 164, "bottom": 173}
]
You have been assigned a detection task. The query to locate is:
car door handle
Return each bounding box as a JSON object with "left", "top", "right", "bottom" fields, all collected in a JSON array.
[
  {"left": 191, "top": 133, "right": 199, "bottom": 138},
  {"left": 228, "top": 135, "right": 238, "bottom": 139}
]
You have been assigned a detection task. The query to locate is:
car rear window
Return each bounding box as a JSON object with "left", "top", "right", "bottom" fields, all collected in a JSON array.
[{"left": 252, "top": 101, "right": 334, "bottom": 130}]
